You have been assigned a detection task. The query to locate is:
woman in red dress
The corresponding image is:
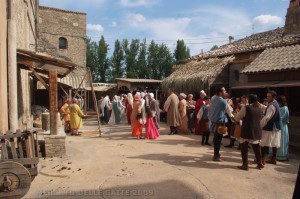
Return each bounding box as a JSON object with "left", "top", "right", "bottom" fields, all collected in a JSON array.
[
  {"left": 131, "top": 93, "right": 143, "bottom": 139},
  {"left": 145, "top": 106, "right": 160, "bottom": 139},
  {"left": 195, "top": 90, "right": 206, "bottom": 135}
]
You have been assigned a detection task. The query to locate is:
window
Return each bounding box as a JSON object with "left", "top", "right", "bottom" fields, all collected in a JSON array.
[
  {"left": 234, "top": 70, "right": 240, "bottom": 81},
  {"left": 59, "top": 37, "right": 67, "bottom": 49}
]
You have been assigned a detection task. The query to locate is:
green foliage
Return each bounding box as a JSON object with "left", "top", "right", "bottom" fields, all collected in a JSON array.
[
  {"left": 110, "top": 39, "right": 124, "bottom": 82},
  {"left": 86, "top": 37, "right": 185, "bottom": 82},
  {"left": 123, "top": 39, "right": 140, "bottom": 78},
  {"left": 86, "top": 38, "right": 99, "bottom": 81},
  {"left": 174, "top": 40, "right": 190, "bottom": 65},
  {"left": 210, "top": 45, "right": 219, "bottom": 51}
]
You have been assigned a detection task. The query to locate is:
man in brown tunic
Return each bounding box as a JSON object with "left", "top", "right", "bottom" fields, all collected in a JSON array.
[{"left": 163, "top": 88, "right": 181, "bottom": 135}]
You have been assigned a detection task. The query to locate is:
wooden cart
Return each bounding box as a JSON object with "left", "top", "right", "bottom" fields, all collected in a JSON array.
[{"left": 0, "top": 129, "right": 40, "bottom": 198}]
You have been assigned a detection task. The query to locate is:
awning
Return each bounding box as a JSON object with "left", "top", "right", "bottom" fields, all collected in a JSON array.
[
  {"left": 86, "top": 83, "right": 117, "bottom": 92},
  {"left": 271, "top": 80, "right": 300, "bottom": 87},
  {"left": 29, "top": 73, "right": 72, "bottom": 90},
  {"left": 17, "top": 49, "right": 76, "bottom": 78},
  {"left": 231, "top": 80, "right": 300, "bottom": 90},
  {"left": 231, "top": 81, "right": 278, "bottom": 90}
]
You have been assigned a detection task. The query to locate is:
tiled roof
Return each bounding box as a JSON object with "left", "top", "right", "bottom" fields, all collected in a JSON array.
[
  {"left": 190, "top": 28, "right": 300, "bottom": 60},
  {"left": 241, "top": 45, "right": 300, "bottom": 74},
  {"left": 115, "top": 78, "right": 162, "bottom": 83}
]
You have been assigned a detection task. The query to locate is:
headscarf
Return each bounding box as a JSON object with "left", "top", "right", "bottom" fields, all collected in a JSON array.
[
  {"left": 101, "top": 96, "right": 110, "bottom": 113},
  {"left": 179, "top": 93, "right": 187, "bottom": 99},
  {"left": 127, "top": 93, "right": 133, "bottom": 106},
  {"left": 149, "top": 93, "right": 154, "bottom": 99},
  {"left": 134, "top": 93, "right": 142, "bottom": 102}
]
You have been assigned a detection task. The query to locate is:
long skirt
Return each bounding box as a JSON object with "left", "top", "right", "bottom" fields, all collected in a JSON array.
[
  {"left": 277, "top": 124, "right": 289, "bottom": 161},
  {"left": 132, "top": 120, "right": 143, "bottom": 138},
  {"left": 126, "top": 106, "right": 132, "bottom": 124},
  {"left": 179, "top": 115, "right": 188, "bottom": 134},
  {"left": 199, "top": 119, "right": 209, "bottom": 133},
  {"left": 103, "top": 106, "right": 109, "bottom": 123},
  {"left": 145, "top": 117, "right": 160, "bottom": 139}
]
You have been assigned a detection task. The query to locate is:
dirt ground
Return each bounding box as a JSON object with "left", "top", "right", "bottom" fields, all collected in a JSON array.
[{"left": 23, "top": 118, "right": 299, "bottom": 199}]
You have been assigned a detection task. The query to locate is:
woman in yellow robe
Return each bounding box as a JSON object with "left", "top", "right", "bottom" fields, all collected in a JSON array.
[
  {"left": 69, "top": 98, "right": 85, "bottom": 136},
  {"left": 60, "top": 98, "right": 72, "bottom": 132}
]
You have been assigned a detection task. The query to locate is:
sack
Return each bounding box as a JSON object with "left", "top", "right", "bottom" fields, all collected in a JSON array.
[
  {"left": 64, "top": 121, "right": 71, "bottom": 133},
  {"left": 233, "top": 123, "right": 241, "bottom": 138},
  {"left": 217, "top": 124, "right": 228, "bottom": 134}
]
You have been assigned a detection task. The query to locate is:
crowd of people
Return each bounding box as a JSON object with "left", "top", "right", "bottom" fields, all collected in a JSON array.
[
  {"left": 161, "top": 86, "right": 290, "bottom": 171},
  {"left": 97, "top": 92, "right": 161, "bottom": 140},
  {"left": 62, "top": 86, "right": 290, "bottom": 171}
]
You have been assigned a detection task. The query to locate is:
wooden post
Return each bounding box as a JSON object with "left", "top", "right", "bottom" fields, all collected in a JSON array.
[
  {"left": 8, "top": 19, "right": 18, "bottom": 132},
  {"left": 49, "top": 71, "right": 58, "bottom": 135},
  {"left": 88, "top": 68, "right": 102, "bottom": 136}
]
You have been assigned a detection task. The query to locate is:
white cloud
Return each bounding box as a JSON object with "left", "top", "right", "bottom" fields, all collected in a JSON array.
[
  {"left": 111, "top": 21, "right": 117, "bottom": 27},
  {"left": 148, "top": 18, "right": 191, "bottom": 40},
  {"left": 127, "top": 13, "right": 146, "bottom": 26},
  {"left": 39, "top": 0, "right": 107, "bottom": 11},
  {"left": 253, "top": 15, "right": 283, "bottom": 26},
  {"left": 87, "top": 24, "right": 104, "bottom": 32},
  {"left": 119, "top": 0, "right": 160, "bottom": 7}
]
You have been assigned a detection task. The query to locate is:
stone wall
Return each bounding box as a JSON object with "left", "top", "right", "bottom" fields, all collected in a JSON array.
[
  {"left": 38, "top": 6, "right": 87, "bottom": 68},
  {"left": 44, "top": 134, "right": 66, "bottom": 157},
  {"left": 285, "top": 0, "right": 300, "bottom": 35},
  {"left": 13, "top": 0, "right": 38, "bottom": 130}
]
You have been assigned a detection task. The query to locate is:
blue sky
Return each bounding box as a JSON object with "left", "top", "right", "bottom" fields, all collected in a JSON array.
[{"left": 39, "top": 0, "right": 290, "bottom": 56}]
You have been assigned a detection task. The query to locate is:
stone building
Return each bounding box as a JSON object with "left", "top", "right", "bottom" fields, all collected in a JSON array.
[
  {"left": 37, "top": 6, "right": 88, "bottom": 109},
  {"left": 38, "top": 6, "right": 87, "bottom": 68}
]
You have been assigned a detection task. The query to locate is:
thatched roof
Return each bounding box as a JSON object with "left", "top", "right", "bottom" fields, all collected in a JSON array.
[{"left": 162, "top": 56, "right": 235, "bottom": 94}]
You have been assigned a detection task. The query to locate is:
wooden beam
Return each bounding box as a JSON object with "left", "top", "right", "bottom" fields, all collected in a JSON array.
[
  {"left": 73, "top": 69, "right": 89, "bottom": 97},
  {"left": 29, "top": 64, "right": 49, "bottom": 90},
  {"left": 49, "top": 71, "right": 58, "bottom": 135},
  {"left": 59, "top": 83, "right": 68, "bottom": 96},
  {"left": 88, "top": 68, "right": 102, "bottom": 136}
]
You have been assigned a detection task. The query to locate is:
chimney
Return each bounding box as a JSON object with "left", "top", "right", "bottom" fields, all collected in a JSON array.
[
  {"left": 284, "top": 0, "right": 300, "bottom": 35},
  {"left": 229, "top": 36, "right": 234, "bottom": 44}
]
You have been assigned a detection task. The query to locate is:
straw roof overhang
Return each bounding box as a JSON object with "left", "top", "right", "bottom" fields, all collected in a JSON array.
[
  {"left": 86, "top": 83, "right": 117, "bottom": 92},
  {"left": 115, "top": 78, "right": 162, "bottom": 83},
  {"left": 162, "top": 56, "right": 235, "bottom": 93}
]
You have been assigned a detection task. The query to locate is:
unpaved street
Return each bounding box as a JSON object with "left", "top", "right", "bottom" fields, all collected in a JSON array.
[{"left": 24, "top": 118, "right": 299, "bottom": 199}]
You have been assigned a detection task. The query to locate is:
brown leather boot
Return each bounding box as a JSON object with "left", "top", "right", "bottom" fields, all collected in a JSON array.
[
  {"left": 213, "top": 155, "right": 222, "bottom": 162},
  {"left": 251, "top": 144, "right": 264, "bottom": 169},
  {"left": 256, "top": 161, "right": 264, "bottom": 169},
  {"left": 266, "top": 156, "right": 277, "bottom": 165},
  {"left": 237, "top": 142, "right": 249, "bottom": 170}
]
